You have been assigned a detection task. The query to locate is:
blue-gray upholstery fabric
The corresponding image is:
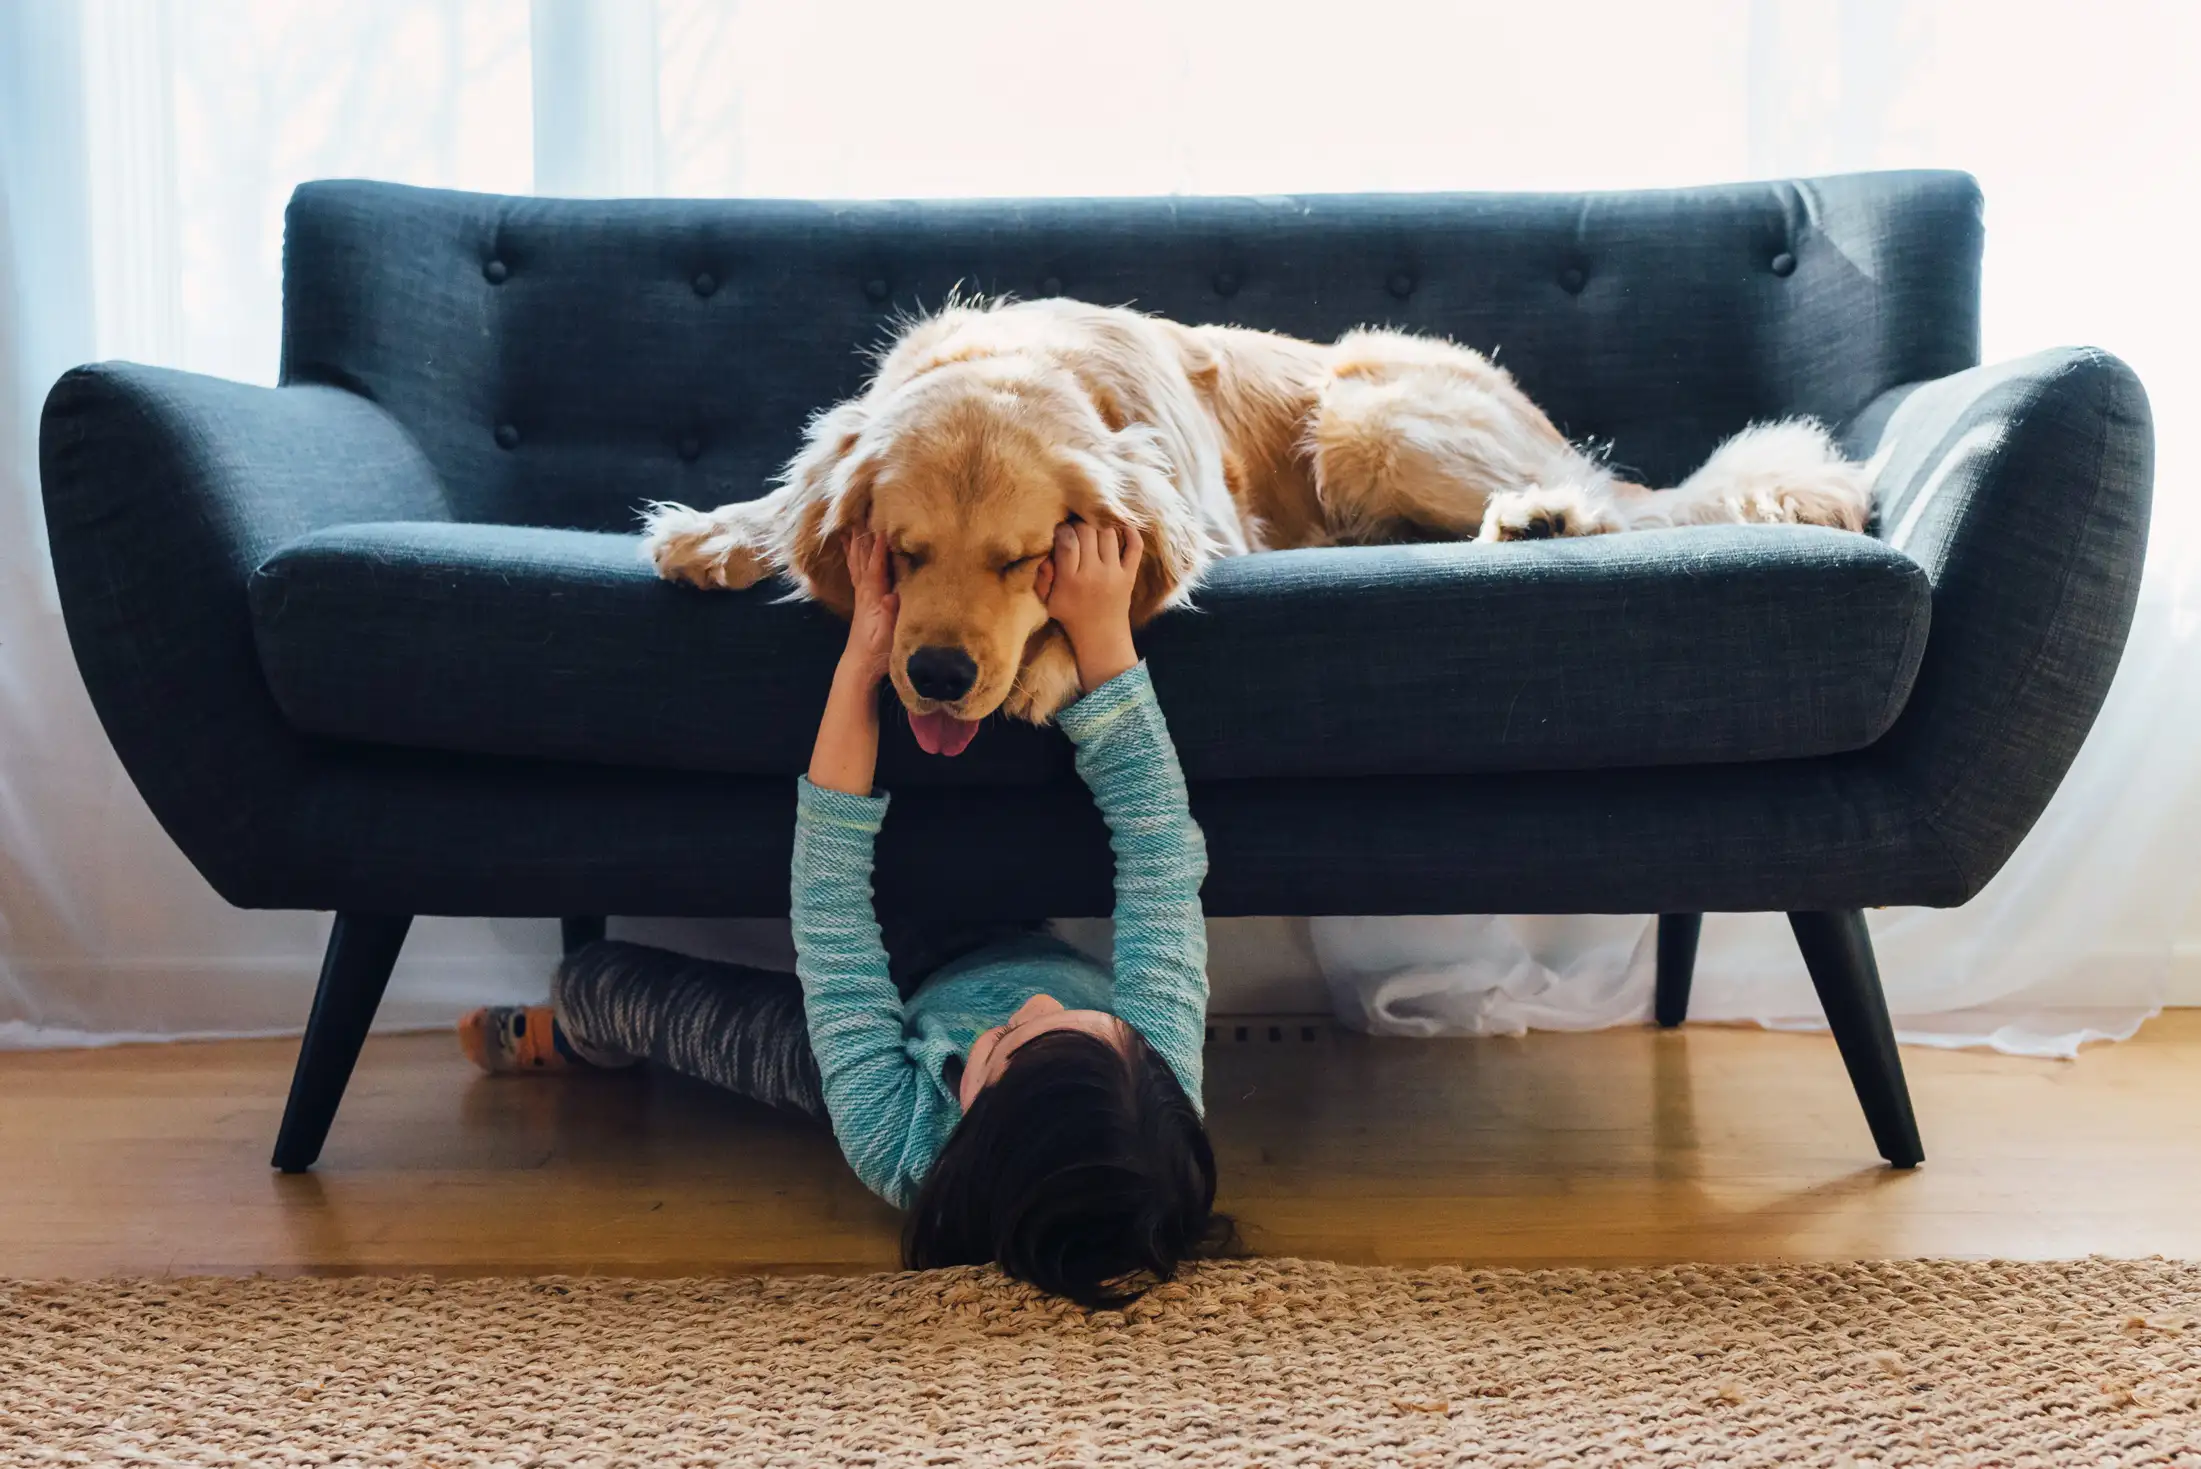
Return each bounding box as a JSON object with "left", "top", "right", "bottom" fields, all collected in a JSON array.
[
  {"left": 248, "top": 523, "right": 1929, "bottom": 783},
  {"left": 1842, "top": 347, "right": 2153, "bottom": 893},
  {"left": 38, "top": 174, "right": 2150, "bottom": 923},
  {"left": 40, "top": 370, "right": 450, "bottom": 902},
  {"left": 280, "top": 172, "right": 1981, "bottom": 531}
]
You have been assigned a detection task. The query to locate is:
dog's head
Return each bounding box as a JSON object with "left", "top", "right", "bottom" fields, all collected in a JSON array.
[{"left": 780, "top": 357, "right": 1200, "bottom": 750}]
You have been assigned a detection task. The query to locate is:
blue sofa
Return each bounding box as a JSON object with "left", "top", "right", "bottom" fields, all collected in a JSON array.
[{"left": 39, "top": 171, "right": 2151, "bottom": 1175}]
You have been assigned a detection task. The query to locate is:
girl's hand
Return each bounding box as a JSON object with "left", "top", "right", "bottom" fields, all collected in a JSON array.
[
  {"left": 1042, "top": 521, "right": 1142, "bottom": 693},
  {"left": 810, "top": 533, "right": 897, "bottom": 795},
  {"left": 839, "top": 532, "right": 900, "bottom": 685}
]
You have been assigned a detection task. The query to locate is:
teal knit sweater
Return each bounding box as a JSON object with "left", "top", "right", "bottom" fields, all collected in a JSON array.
[{"left": 791, "top": 662, "right": 1209, "bottom": 1208}]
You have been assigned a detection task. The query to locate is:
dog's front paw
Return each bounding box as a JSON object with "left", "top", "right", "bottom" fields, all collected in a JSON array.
[
  {"left": 641, "top": 502, "right": 771, "bottom": 589},
  {"left": 1477, "top": 486, "right": 1626, "bottom": 542},
  {"left": 1000, "top": 631, "right": 1083, "bottom": 724}
]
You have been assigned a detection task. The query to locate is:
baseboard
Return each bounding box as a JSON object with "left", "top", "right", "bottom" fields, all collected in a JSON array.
[
  {"left": 2173, "top": 943, "right": 2201, "bottom": 1007},
  {"left": 1205, "top": 1013, "right": 1340, "bottom": 1046},
  {"left": 0, "top": 953, "right": 554, "bottom": 1048}
]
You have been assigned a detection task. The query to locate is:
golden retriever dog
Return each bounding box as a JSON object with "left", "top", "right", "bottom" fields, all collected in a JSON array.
[{"left": 643, "top": 298, "right": 1870, "bottom": 752}]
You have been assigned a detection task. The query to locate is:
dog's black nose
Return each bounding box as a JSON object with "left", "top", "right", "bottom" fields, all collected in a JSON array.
[{"left": 906, "top": 645, "right": 978, "bottom": 702}]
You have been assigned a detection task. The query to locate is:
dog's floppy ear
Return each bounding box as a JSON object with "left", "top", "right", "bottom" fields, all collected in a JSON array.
[
  {"left": 1065, "top": 426, "right": 1210, "bottom": 627},
  {"left": 776, "top": 399, "right": 875, "bottom": 616}
]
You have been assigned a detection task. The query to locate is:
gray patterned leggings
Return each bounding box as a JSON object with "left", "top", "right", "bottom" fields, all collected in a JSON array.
[{"left": 551, "top": 923, "right": 1042, "bottom": 1119}]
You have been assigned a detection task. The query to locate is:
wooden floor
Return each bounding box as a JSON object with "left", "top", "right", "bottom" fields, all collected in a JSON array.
[{"left": 4, "top": 1012, "right": 2197, "bottom": 1277}]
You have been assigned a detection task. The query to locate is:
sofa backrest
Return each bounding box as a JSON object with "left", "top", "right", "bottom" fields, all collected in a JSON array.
[{"left": 282, "top": 172, "right": 1982, "bottom": 533}]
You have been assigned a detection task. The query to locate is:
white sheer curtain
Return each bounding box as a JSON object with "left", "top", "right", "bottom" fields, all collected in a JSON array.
[
  {"left": 1, "top": 0, "right": 2194, "bottom": 1050},
  {"left": 1, "top": 1, "right": 551, "bottom": 1044},
  {"left": 1314, "top": 0, "right": 2201, "bottom": 1056}
]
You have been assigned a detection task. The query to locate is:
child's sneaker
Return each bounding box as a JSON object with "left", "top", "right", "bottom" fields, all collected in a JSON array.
[{"left": 458, "top": 1005, "right": 583, "bottom": 1074}]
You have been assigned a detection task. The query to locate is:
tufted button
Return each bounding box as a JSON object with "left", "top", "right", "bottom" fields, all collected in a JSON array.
[
  {"left": 1559, "top": 265, "right": 1587, "bottom": 294},
  {"left": 1041, "top": 275, "right": 1063, "bottom": 297},
  {"left": 692, "top": 271, "right": 717, "bottom": 297},
  {"left": 494, "top": 423, "right": 519, "bottom": 450},
  {"left": 1771, "top": 251, "right": 1797, "bottom": 277},
  {"left": 1387, "top": 270, "right": 1416, "bottom": 300},
  {"left": 864, "top": 277, "right": 889, "bottom": 303},
  {"left": 482, "top": 259, "right": 508, "bottom": 284},
  {"left": 1213, "top": 269, "right": 1241, "bottom": 297},
  {"left": 677, "top": 434, "right": 702, "bottom": 462}
]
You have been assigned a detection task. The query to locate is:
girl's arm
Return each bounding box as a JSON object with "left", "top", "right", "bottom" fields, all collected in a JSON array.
[
  {"left": 792, "top": 534, "right": 931, "bottom": 1206},
  {"left": 1045, "top": 525, "right": 1211, "bottom": 1108}
]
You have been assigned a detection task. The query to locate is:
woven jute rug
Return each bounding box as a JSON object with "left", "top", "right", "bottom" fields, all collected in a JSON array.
[{"left": 4, "top": 1259, "right": 2198, "bottom": 1467}]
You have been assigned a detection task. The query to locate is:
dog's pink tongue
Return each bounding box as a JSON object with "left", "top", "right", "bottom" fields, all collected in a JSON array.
[{"left": 911, "top": 711, "right": 980, "bottom": 758}]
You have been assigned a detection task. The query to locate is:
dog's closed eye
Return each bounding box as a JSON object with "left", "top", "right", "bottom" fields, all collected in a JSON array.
[{"left": 998, "top": 553, "right": 1044, "bottom": 576}]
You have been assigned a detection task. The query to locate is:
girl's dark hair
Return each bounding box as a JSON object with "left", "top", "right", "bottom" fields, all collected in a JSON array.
[{"left": 904, "top": 1025, "right": 1233, "bottom": 1309}]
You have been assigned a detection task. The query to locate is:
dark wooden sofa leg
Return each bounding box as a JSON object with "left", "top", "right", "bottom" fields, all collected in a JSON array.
[
  {"left": 560, "top": 916, "right": 607, "bottom": 956},
  {"left": 1654, "top": 913, "right": 1702, "bottom": 1027},
  {"left": 271, "top": 913, "right": 412, "bottom": 1173},
  {"left": 1787, "top": 909, "right": 1924, "bottom": 1169}
]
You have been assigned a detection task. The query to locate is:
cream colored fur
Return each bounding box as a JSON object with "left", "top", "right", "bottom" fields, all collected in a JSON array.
[{"left": 645, "top": 299, "right": 1874, "bottom": 722}]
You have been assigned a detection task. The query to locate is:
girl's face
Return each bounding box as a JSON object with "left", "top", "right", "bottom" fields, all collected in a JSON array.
[{"left": 958, "top": 992, "right": 1127, "bottom": 1110}]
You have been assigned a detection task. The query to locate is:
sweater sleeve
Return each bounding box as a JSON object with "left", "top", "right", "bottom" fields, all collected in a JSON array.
[
  {"left": 1054, "top": 663, "right": 1210, "bottom": 1111},
  {"left": 789, "top": 777, "right": 929, "bottom": 1207}
]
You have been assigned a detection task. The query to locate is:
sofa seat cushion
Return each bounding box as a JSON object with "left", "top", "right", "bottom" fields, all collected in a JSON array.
[{"left": 248, "top": 522, "right": 1930, "bottom": 785}]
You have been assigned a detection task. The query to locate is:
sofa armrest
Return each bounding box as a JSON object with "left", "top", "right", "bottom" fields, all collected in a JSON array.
[
  {"left": 1844, "top": 347, "right": 2153, "bottom": 899},
  {"left": 39, "top": 364, "right": 450, "bottom": 902}
]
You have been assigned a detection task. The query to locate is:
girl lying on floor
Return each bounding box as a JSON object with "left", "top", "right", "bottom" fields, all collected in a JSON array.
[{"left": 459, "top": 522, "right": 1231, "bottom": 1307}]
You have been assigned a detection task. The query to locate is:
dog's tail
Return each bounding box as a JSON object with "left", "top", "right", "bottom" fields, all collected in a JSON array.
[{"left": 1633, "top": 419, "right": 1874, "bottom": 533}]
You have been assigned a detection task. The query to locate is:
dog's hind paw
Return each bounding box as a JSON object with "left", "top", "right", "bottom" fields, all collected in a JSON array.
[
  {"left": 1740, "top": 477, "right": 1873, "bottom": 532},
  {"left": 640, "top": 502, "right": 771, "bottom": 589}
]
